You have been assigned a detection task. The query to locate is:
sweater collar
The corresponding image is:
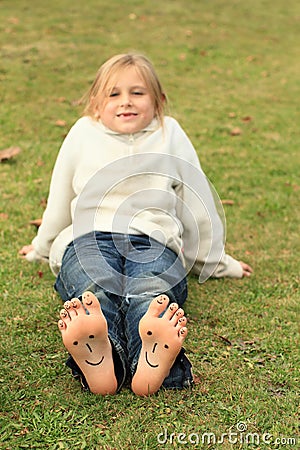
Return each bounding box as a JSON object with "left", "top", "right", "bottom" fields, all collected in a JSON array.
[{"left": 95, "top": 117, "right": 160, "bottom": 139}]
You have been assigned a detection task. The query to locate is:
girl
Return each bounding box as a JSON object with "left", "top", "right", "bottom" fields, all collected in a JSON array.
[{"left": 20, "top": 53, "right": 252, "bottom": 396}]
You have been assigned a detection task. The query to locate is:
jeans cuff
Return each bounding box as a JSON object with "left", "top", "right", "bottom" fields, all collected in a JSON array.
[{"left": 162, "top": 348, "right": 194, "bottom": 389}]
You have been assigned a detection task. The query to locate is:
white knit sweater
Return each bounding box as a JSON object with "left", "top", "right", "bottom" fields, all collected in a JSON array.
[{"left": 29, "top": 116, "right": 243, "bottom": 280}]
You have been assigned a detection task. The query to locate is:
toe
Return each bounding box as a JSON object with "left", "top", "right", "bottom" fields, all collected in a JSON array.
[
  {"left": 175, "top": 308, "right": 184, "bottom": 319},
  {"left": 60, "top": 308, "right": 70, "bottom": 322},
  {"left": 70, "top": 298, "right": 86, "bottom": 315},
  {"left": 63, "top": 300, "right": 72, "bottom": 310},
  {"left": 163, "top": 302, "right": 179, "bottom": 320},
  {"left": 178, "top": 327, "right": 188, "bottom": 340},
  {"left": 70, "top": 298, "right": 82, "bottom": 309},
  {"left": 64, "top": 298, "right": 81, "bottom": 318},
  {"left": 177, "top": 316, "right": 187, "bottom": 328},
  {"left": 82, "top": 291, "right": 101, "bottom": 314},
  {"left": 147, "top": 294, "right": 170, "bottom": 317},
  {"left": 58, "top": 319, "right": 66, "bottom": 331},
  {"left": 170, "top": 308, "right": 184, "bottom": 325}
]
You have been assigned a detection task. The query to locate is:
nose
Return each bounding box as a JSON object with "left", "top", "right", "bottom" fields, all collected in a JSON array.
[
  {"left": 86, "top": 343, "right": 92, "bottom": 352},
  {"left": 120, "top": 93, "right": 132, "bottom": 107}
]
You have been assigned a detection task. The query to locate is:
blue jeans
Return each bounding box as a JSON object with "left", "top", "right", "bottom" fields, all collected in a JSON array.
[{"left": 55, "top": 232, "right": 193, "bottom": 391}]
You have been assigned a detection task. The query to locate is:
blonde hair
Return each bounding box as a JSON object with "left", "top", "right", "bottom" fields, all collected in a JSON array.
[{"left": 82, "top": 53, "right": 167, "bottom": 126}]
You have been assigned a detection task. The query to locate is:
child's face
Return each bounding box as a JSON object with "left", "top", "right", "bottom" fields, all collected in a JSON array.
[{"left": 97, "top": 66, "right": 156, "bottom": 134}]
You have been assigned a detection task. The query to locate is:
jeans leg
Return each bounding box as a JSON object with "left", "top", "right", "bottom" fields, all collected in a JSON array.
[{"left": 122, "top": 235, "right": 192, "bottom": 388}]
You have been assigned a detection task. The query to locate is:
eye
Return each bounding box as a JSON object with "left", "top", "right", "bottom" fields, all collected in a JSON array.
[
  {"left": 73, "top": 341, "right": 78, "bottom": 346},
  {"left": 109, "top": 91, "right": 119, "bottom": 97},
  {"left": 147, "top": 331, "right": 153, "bottom": 336},
  {"left": 132, "top": 91, "right": 144, "bottom": 95}
]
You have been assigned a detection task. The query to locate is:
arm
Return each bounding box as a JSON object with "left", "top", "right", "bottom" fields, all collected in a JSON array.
[
  {"left": 20, "top": 123, "right": 79, "bottom": 261},
  {"left": 171, "top": 120, "right": 252, "bottom": 280}
]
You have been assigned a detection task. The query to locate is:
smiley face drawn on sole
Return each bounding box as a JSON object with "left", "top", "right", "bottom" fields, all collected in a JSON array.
[
  {"left": 85, "top": 356, "right": 104, "bottom": 366},
  {"left": 145, "top": 353, "right": 159, "bottom": 368},
  {"left": 144, "top": 331, "right": 170, "bottom": 368},
  {"left": 72, "top": 334, "right": 105, "bottom": 367}
]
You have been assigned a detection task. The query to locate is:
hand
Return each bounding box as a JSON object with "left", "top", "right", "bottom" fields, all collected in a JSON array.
[
  {"left": 19, "top": 244, "right": 34, "bottom": 257},
  {"left": 239, "top": 261, "right": 253, "bottom": 277}
]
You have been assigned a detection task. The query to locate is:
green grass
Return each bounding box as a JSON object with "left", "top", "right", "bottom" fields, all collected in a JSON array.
[{"left": 1, "top": 0, "right": 299, "bottom": 448}]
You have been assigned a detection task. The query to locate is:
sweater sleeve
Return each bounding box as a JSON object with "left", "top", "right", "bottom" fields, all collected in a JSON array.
[
  {"left": 31, "top": 123, "right": 79, "bottom": 259},
  {"left": 171, "top": 119, "right": 243, "bottom": 281}
]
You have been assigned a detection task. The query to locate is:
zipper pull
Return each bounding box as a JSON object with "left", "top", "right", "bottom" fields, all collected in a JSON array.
[{"left": 128, "top": 134, "right": 134, "bottom": 154}]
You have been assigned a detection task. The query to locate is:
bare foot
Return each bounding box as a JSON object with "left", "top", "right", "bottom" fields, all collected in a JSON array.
[
  {"left": 58, "top": 291, "right": 117, "bottom": 395},
  {"left": 131, "top": 294, "right": 188, "bottom": 396}
]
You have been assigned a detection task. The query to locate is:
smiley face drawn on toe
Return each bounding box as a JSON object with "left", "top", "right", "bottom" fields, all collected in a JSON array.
[
  {"left": 83, "top": 292, "right": 94, "bottom": 307},
  {"left": 60, "top": 309, "right": 68, "bottom": 318},
  {"left": 169, "top": 303, "right": 178, "bottom": 312},
  {"left": 72, "top": 335, "right": 104, "bottom": 366}
]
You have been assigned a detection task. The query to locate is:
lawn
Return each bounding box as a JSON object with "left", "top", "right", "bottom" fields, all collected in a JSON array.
[{"left": 1, "top": 0, "right": 299, "bottom": 449}]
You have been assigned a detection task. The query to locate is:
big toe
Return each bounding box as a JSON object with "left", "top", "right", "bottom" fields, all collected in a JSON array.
[
  {"left": 146, "top": 294, "right": 170, "bottom": 317},
  {"left": 82, "top": 291, "right": 102, "bottom": 315}
]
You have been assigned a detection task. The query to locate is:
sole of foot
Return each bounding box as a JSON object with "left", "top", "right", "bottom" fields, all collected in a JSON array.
[
  {"left": 131, "top": 294, "right": 187, "bottom": 396},
  {"left": 58, "top": 291, "right": 117, "bottom": 395}
]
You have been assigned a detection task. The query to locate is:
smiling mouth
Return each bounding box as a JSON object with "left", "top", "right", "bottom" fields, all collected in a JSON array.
[
  {"left": 117, "top": 112, "right": 137, "bottom": 117},
  {"left": 145, "top": 352, "right": 159, "bottom": 368},
  {"left": 85, "top": 356, "right": 104, "bottom": 366}
]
